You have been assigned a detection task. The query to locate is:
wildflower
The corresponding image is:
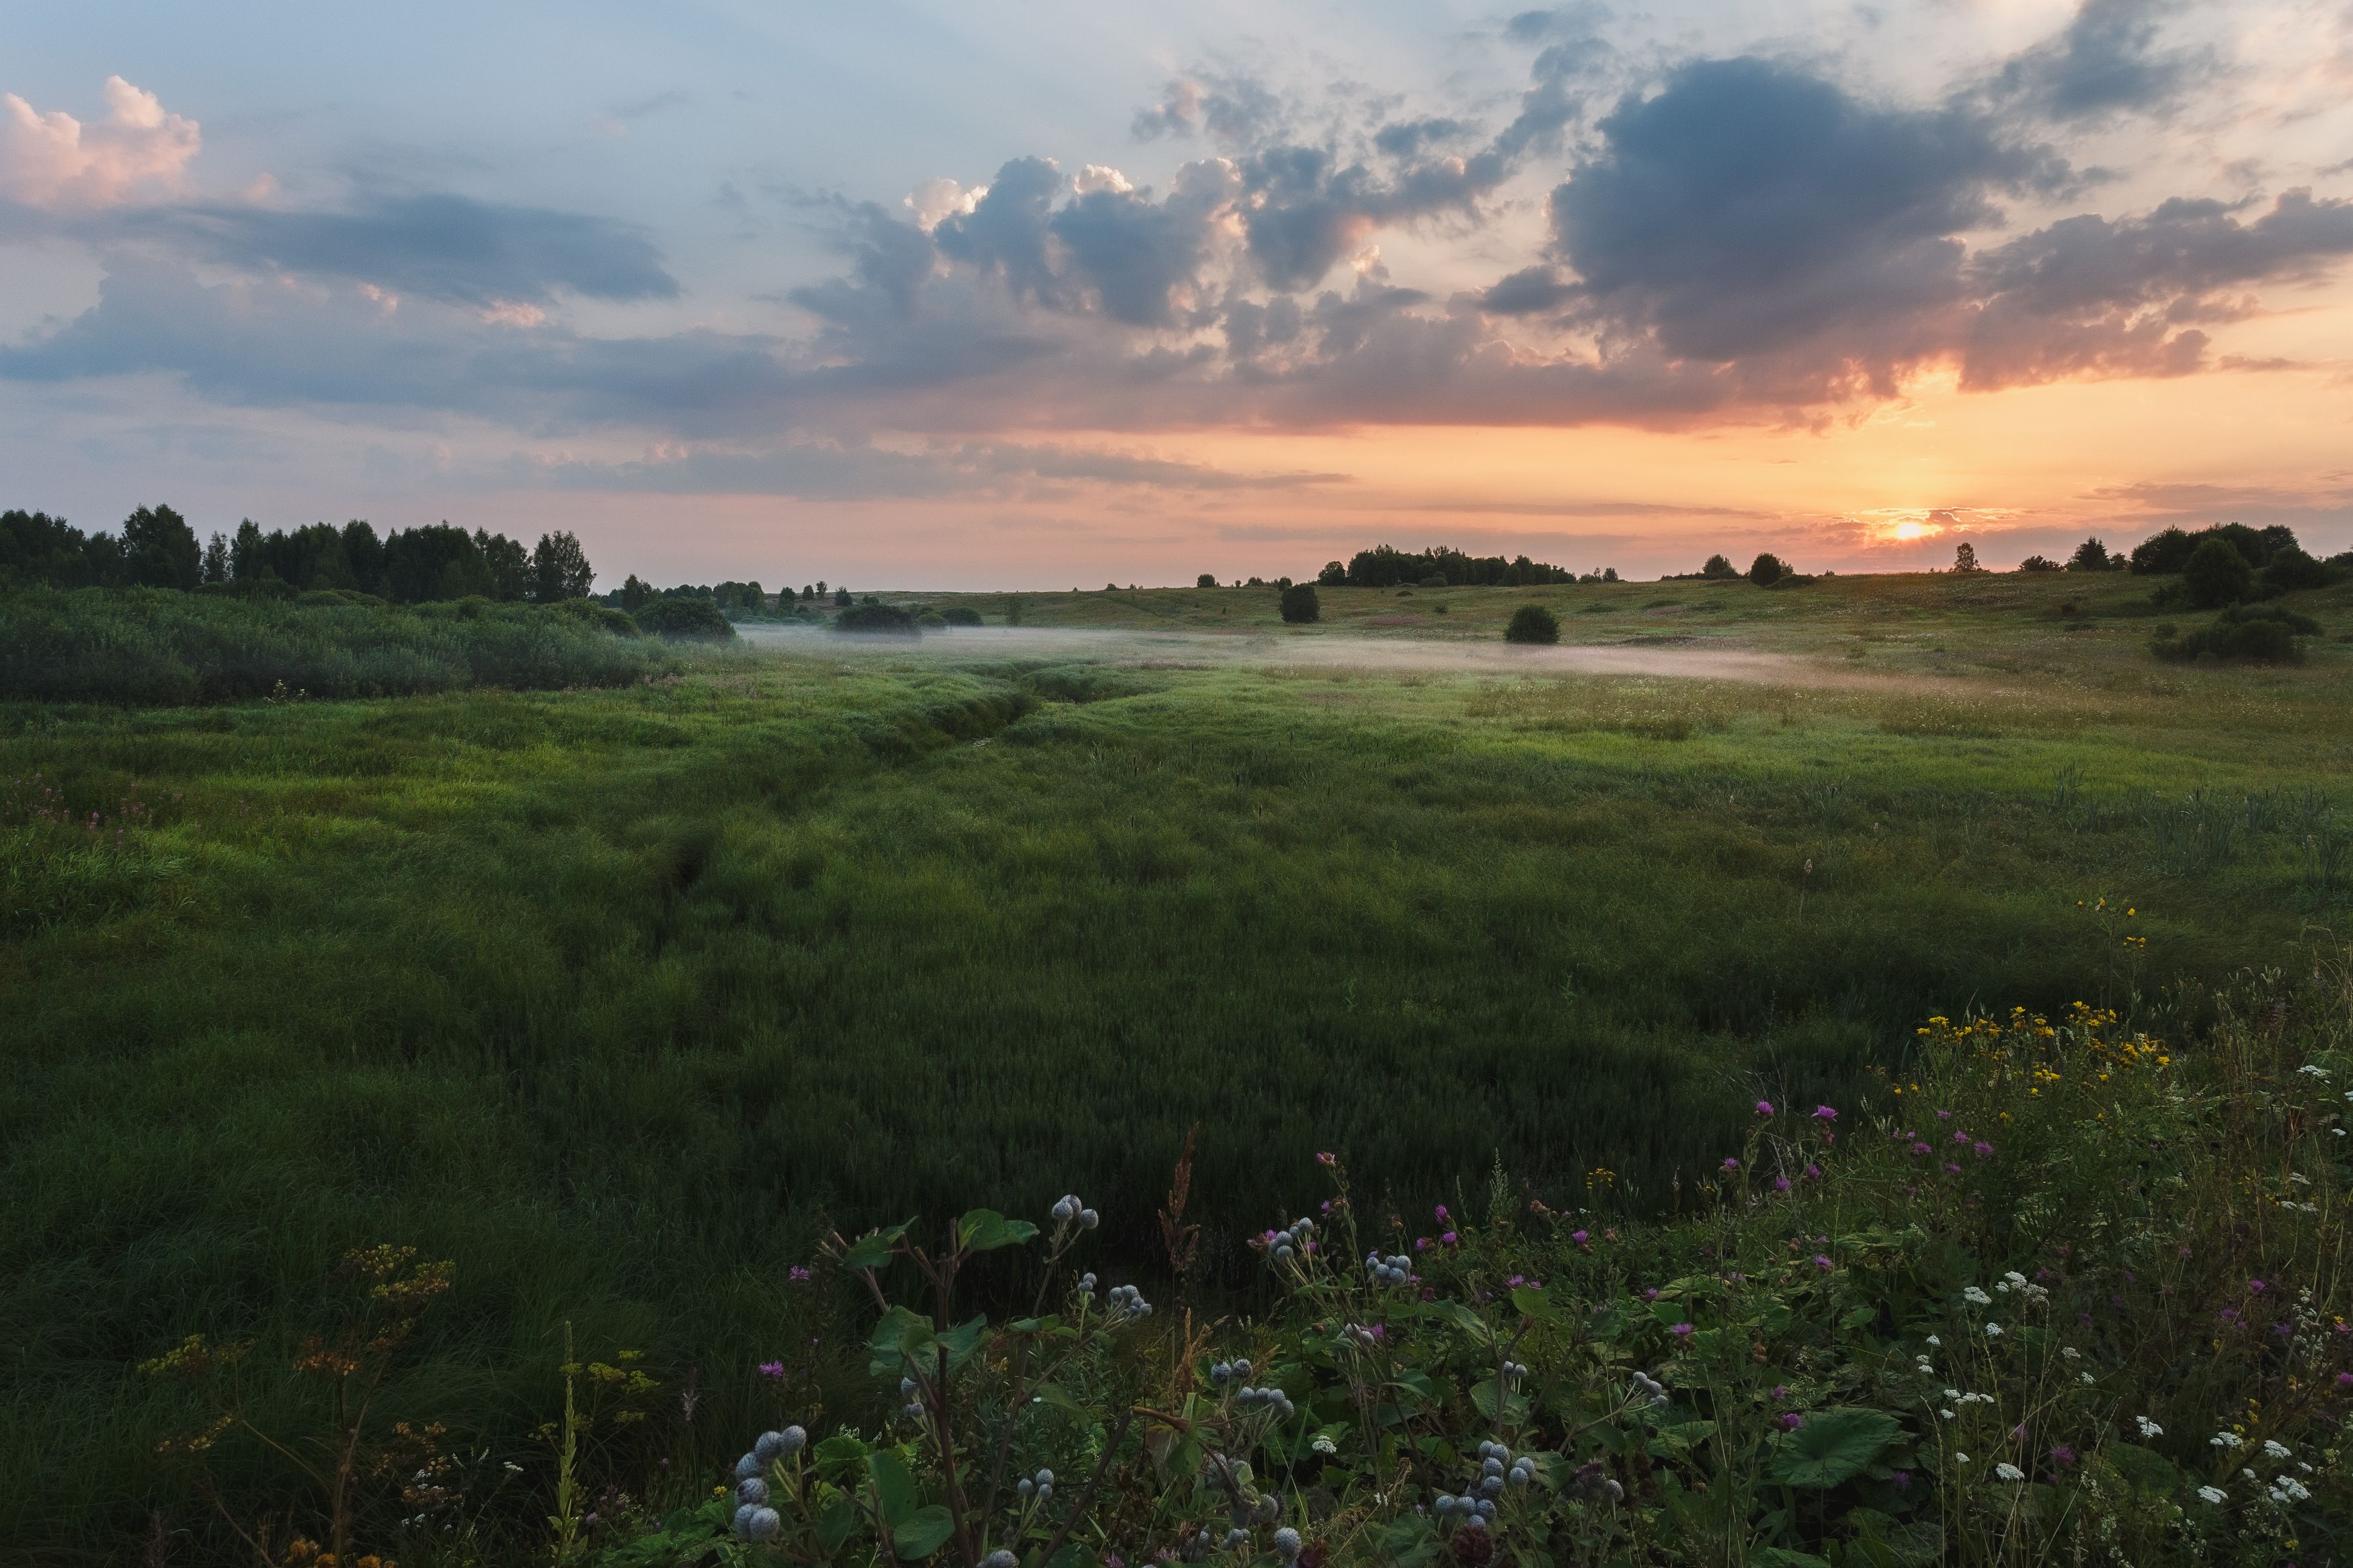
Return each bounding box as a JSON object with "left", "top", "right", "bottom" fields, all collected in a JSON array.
[
  {"left": 2137, "top": 1417, "right": 2163, "bottom": 1438},
  {"left": 1954, "top": 1452, "right": 1970, "bottom": 1465},
  {"left": 2050, "top": 1446, "right": 2076, "bottom": 1467},
  {"left": 1963, "top": 1286, "right": 1993, "bottom": 1307},
  {"left": 2210, "top": 1432, "right": 2243, "bottom": 1449},
  {"left": 2338, "top": 1372, "right": 2353, "bottom": 1389},
  {"left": 1721, "top": 1157, "right": 1739, "bottom": 1173},
  {"left": 1911, "top": 1142, "right": 1931, "bottom": 1157},
  {"left": 1891, "top": 1470, "right": 1911, "bottom": 1492},
  {"left": 2081, "top": 1372, "right": 2095, "bottom": 1385},
  {"left": 1813, "top": 1106, "right": 1838, "bottom": 1122},
  {"left": 2264, "top": 1440, "right": 2291, "bottom": 1460},
  {"left": 2197, "top": 1486, "right": 2226, "bottom": 1505},
  {"left": 1995, "top": 1462, "right": 2024, "bottom": 1481},
  {"left": 1804, "top": 1163, "right": 1821, "bottom": 1180},
  {"left": 1570, "top": 1229, "right": 1589, "bottom": 1247},
  {"left": 1812, "top": 1255, "right": 1832, "bottom": 1272},
  {"left": 1973, "top": 1141, "right": 1993, "bottom": 1158},
  {"left": 1273, "top": 1528, "right": 1302, "bottom": 1561},
  {"left": 1778, "top": 1412, "right": 1803, "bottom": 1431},
  {"left": 787, "top": 1266, "right": 811, "bottom": 1284},
  {"left": 756, "top": 1361, "right": 785, "bottom": 1380},
  {"left": 2249, "top": 1280, "right": 2267, "bottom": 1294},
  {"left": 1670, "top": 1323, "right": 1694, "bottom": 1339},
  {"left": 1755, "top": 1100, "right": 1775, "bottom": 1117},
  {"left": 1316, "top": 1151, "right": 1336, "bottom": 1166},
  {"left": 1435, "top": 1204, "right": 1449, "bottom": 1221},
  {"left": 1925, "top": 1334, "right": 1942, "bottom": 1346},
  {"left": 1775, "top": 1176, "right": 1791, "bottom": 1192}
]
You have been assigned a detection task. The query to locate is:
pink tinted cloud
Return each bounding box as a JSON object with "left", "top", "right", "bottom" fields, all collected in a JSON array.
[{"left": 1, "top": 76, "right": 200, "bottom": 210}]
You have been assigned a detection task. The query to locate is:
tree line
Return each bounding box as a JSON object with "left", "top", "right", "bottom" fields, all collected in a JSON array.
[{"left": 2, "top": 506, "right": 596, "bottom": 604}]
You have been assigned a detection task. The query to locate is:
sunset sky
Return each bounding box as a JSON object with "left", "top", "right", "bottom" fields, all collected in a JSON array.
[{"left": 5, "top": 0, "right": 2352, "bottom": 588}]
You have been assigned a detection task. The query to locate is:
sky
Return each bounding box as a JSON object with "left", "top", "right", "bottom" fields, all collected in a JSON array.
[{"left": 5, "top": 0, "right": 2353, "bottom": 589}]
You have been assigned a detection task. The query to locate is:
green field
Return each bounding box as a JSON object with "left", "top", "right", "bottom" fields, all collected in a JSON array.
[{"left": 5, "top": 569, "right": 2352, "bottom": 1559}]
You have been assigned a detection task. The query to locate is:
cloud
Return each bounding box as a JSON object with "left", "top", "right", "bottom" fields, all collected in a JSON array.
[
  {"left": 1996, "top": 0, "right": 2208, "bottom": 123},
  {"left": 1960, "top": 190, "right": 2353, "bottom": 386},
  {"left": 1, "top": 77, "right": 200, "bottom": 210},
  {"left": 151, "top": 189, "right": 679, "bottom": 307},
  {"left": 1546, "top": 58, "right": 2067, "bottom": 381},
  {"left": 518, "top": 439, "right": 1345, "bottom": 499}
]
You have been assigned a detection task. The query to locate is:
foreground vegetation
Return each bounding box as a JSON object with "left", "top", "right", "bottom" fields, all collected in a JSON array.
[{"left": 4, "top": 572, "right": 2352, "bottom": 1562}]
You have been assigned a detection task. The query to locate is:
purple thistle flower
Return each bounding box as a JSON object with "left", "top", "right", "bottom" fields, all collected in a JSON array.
[
  {"left": 1778, "top": 1412, "right": 1803, "bottom": 1431},
  {"left": 1812, "top": 1105, "right": 1838, "bottom": 1122},
  {"left": 1570, "top": 1229, "right": 1589, "bottom": 1247},
  {"left": 1441, "top": 1231, "right": 1458, "bottom": 1245},
  {"left": 1721, "top": 1157, "right": 1739, "bottom": 1172},
  {"left": 1973, "top": 1141, "right": 1993, "bottom": 1158},
  {"left": 1774, "top": 1177, "right": 1791, "bottom": 1193},
  {"left": 1804, "top": 1163, "right": 1821, "bottom": 1180},
  {"left": 789, "top": 1266, "right": 811, "bottom": 1283},
  {"left": 1911, "top": 1142, "right": 1931, "bottom": 1157},
  {"left": 1892, "top": 1471, "right": 1911, "bottom": 1492},
  {"left": 757, "top": 1360, "right": 785, "bottom": 1380},
  {"left": 1670, "top": 1322, "right": 1694, "bottom": 1339},
  {"left": 1813, "top": 1254, "right": 1833, "bottom": 1272},
  {"left": 1755, "top": 1100, "right": 1775, "bottom": 1117}
]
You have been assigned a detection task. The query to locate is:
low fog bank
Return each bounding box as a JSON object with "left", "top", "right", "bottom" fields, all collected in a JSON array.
[{"left": 733, "top": 622, "right": 1903, "bottom": 689}]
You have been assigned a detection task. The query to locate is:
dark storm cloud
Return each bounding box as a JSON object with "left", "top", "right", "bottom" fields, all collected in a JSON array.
[
  {"left": 1546, "top": 57, "right": 2067, "bottom": 370},
  {"left": 149, "top": 190, "right": 679, "bottom": 306}
]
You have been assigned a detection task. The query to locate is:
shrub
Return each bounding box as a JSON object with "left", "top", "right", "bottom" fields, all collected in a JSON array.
[
  {"left": 2067, "top": 536, "right": 2115, "bottom": 571},
  {"left": 2182, "top": 536, "right": 2254, "bottom": 609},
  {"left": 1749, "top": 552, "right": 1786, "bottom": 586},
  {"left": 2258, "top": 546, "right": 2329, "bottom": 597},
  {"left": 0, "top": 585, "right": 673, "bottom": 702},
  {"left": 549, "top": 597, "right": 646, "bottom": 636},
  {"left": 633, "top": 596, "right": 739, "bottom": 641},
  {"left": 832, "top": 602, "right": 920, "bottom": 638},
  {"left": 1504, "top": 604, "right": 1560, "bottom": 644},
  {"left": 1701, "top": 553, "right": 1741, "bottom": 579},
  {"left": 1197, "top": 573, "right": 1218, "bottom": 589},
  {"left": 940, "top": 606, "right": 983, "bottom": 627},
  {"left": 2150, "top": 603, "right": 2315, "bottom": 663},
  {"left": 2016, "top": 554, "right": 2059, "bottom": 572},
  {"left": 916, "top": 611, "right": 949, "bottom": 629},
  {"left": 1279, "top": 583, "right": 1320, "bottom": 624}
]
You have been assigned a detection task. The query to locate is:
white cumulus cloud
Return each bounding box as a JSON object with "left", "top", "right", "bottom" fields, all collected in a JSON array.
[{"left": 1, "top": 76, "right": 200, "bottom": 210}]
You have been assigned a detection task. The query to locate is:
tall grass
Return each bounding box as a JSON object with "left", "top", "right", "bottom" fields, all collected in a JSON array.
[{"left": 1, "top": 633, "right": 2349, "bottom": 1561}]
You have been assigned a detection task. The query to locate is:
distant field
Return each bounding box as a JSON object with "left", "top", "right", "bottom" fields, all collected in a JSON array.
[{"left": 4, "top": 569, "right": 2350, "bottom": 1554}]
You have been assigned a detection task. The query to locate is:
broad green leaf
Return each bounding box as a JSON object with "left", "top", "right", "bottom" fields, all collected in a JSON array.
[
  {"left": 1033, "top": 1381, "right": 1088, "bottom": 1417},
  {"left": 868, "top": 1306, "right": 937, "bottom": 1377},
  {"left": 1380, "top": 1513, "right": 1442, "bottom": 1568},
  {"left": 1838, "top": 1305, "right": 1877, "bottom": 1331},
  {"left": 1436, "top": 1301, "right": 1496, "bottom": 1346},
  {"left": 1007, "top": 1315, "right": 1060, "bottom": 1334},
  {"left": 1769, "top": 1409, "right": 1901, "bottom": 1489},
  {"left": 936, "top": 1313, "right": 990, "bottom": 1371},
  {"left": 1509, "top": 1284, "right": 1555, "bottom": 1320},
  {"left": 957, "top": 1208, "right": 1041, "bottom": 1253},
  {"left": 869, "top": 1450, "right": 919, "bottom": 1526},
  {"left": 1391, "top": 1368, "right": 1438, "bottom": 1403},
  {"left": 2100, "top": 1442, "right": 2180, "bottom": 1497},
  {"left": 892, "top": 1504, "right": 955, "bottom": 1560},
  {"left": 814, "top": 1434, "right": 873, "bottom": 1471},
  {"left": 842, "top": 1220, "right": 915, "bottom": 1272},
  {"left": 816, "top": 1499, "right": 861, "bottom": 1551},
  {"left": 1470, "top": 1377, "right": 1527, "bottom": 1425}
]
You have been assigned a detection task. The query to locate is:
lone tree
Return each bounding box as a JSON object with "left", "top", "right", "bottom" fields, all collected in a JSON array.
[
  {"left": 2182, "top": 536, "right": 2253, "bottom": 609},
  {"left": 1952, "top": 542, "right": 1983, "bottom": 573},
  {"left": 1749, "top": 552, "right": 1786, "bottom": 586},
  {"left": 1196, "top": 573, "right": 1218, "bottom": 589},
  {"left": 530, "top": 531, "right": 595, "bottom": 602},
  {"left": 1504, "top": 604, "right": 1560, "bottom": 644},
  {"left": 2068, "top": 536, "right": 2113, "bottom": 572},
  {"left": 1279, "top": 583, "right": 1320, "bottom": 624},
  {"left": 1701, "top": 554, "right": 1739, "bottom": 579}
]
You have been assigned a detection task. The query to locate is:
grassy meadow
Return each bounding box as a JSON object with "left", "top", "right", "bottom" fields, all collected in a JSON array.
[{"left": 4, "top": 567, "right": 2352, "bottom": 1561}]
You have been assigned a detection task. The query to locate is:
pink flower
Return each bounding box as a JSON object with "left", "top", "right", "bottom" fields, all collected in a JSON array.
[
  {"left": 1721, "top": 1157, "right": 1739, "bottom": 1172},
  {"left": 1755, "top": 1100, "right": 1775, "bottom": 1117},
  {"left": 1774, "top": 1177, "right": 1791, "bottom": 1193},
  {"left": 1812, "top": 1105, "right": 1838, "bottom": 1122},
  {"left": 1944, "top": 1162, "right": 1962, "bottom": 1175},
  {"left": 789, "top": 1266, "right": 811, "bottom": 1283},
  {"left": 1441, "top": 1231, "right": 1458, "bottom": 1245},
  {"left": 1435, "top": 1204, "right": 1449, "bottom": 1221},
  {"left": 1670, "top": 1322, "right": 1694, "bottom": 1339},
  {"left": 1570, "top": 1229, "right": 1589, "bottom": 1247},
  {"left": 1778, "top": 1412, "right": 1803, "bottom": 1431},
  {"left": 1812, "top": 1254, "right": 1833, "bottom": 1272},
  {"left": 1973, "top": 1141, "right": 1993, "bottom": 1159},
  {"left": 1803, "top": 1163, "right": 1821, "bottom": 1181},
  {"left": 1910, "top": 1142, "right": 1931, "bottom": 1157},
  {"left": 757, "top": 1360, "right": 785, "bottom": 1380},
  {"left": 1936, "top": 1109, "right": 1952, "bottom": 1121},
  {"left": 1316, "top": 1151, "right": 1337, "bottom": 1167}
]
